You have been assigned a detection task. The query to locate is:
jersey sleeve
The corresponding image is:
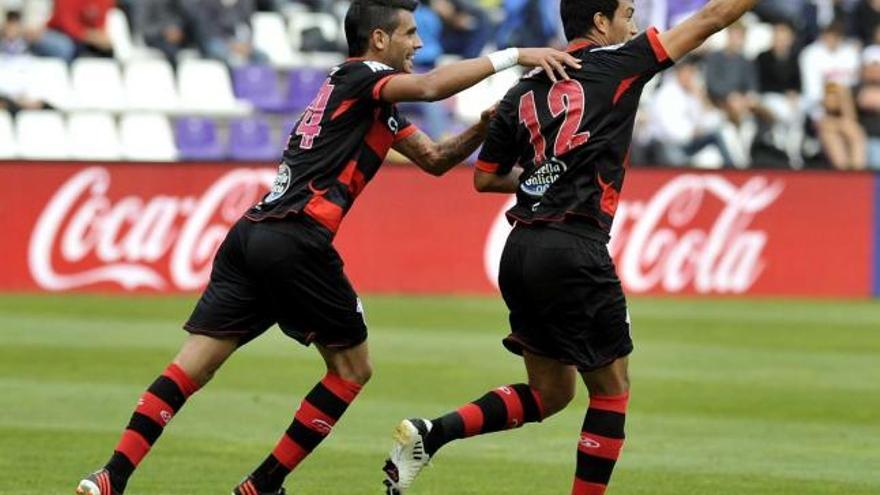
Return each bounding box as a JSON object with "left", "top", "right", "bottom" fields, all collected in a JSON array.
[
  {"left": 340, "top": 61, "right": 404, "bottom": 102},
  {"left": 391, "top": 106, "right": 419, "bottom": 143},
  {"left": 476, "top": 93, "right": 519, "bottom": 175},
  {"left": 599, "top": 27, "right": 675, "bottom": 78}
]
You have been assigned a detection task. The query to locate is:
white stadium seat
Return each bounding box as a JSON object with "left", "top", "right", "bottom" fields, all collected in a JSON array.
[
  {"left": 119, "top": 113, "right": 177, "bottom": 161},
  {"left": 288, "top": 12, "right": 340, "bottom": 54},
  {"left": 15, "top": 110, "right": 71, "bottom": 160},
  {"left": 0, "top": 111, "right": 17, "bottom": 159},
  {"left": 177, "top": 59, "right": 250, "bottom": 116},
  {"left": 26, "top": 57, "right": 73, "bottom": 110},
  {"left": 107, "top": 8, "right": 134, "bottom": 62},
  {"left": 71, "top": 58, "right": 125, "bottom": 111},
  {"left": 68, "top": 112, "right": 122, "bottom": 161},
  {"left": 252, "top": 11, "right": 300, "bottom": 68},
  {"left": 124, "top": 59, "right": 179, "bottom": 112}
]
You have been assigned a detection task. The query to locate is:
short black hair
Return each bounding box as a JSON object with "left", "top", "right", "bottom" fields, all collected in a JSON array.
[
  {"left": 5, "top": 10, "right": 22, "bottom": 23},
  {"left": 560, "top": 0, "right": 619, "bottom": 41},
  {"left": 345, "top": 0, "right": 418, "bottom": 57}
]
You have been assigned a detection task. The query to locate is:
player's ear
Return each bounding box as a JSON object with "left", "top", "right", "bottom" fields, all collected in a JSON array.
[
  {"left": 593, "top": 11, "right": 610, "bottom": 36},
  {"left": 371, "top": 28, "right": 389, "bottom": 51}
]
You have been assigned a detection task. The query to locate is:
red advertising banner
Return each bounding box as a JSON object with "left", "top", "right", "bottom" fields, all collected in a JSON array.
[{"left": 0, "top": 162, "right": 873, "bottom": 297}]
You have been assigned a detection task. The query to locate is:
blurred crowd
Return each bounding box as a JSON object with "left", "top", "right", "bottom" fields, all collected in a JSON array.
[{"left": 3, "top": 0, "right": 880, "bottom": 170}]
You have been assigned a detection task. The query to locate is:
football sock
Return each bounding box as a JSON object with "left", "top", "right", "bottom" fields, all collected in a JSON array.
[
  {"left": 571, "top": 392, "right": 629, "bottom": 495},
  {"left": 249, "top": 372, "right": 363, "bottom": 491},
  {"left": 104, "top": 363, "right": 201, "bottom": 493},
  {"left": 423, "top": 384, "right": 544, "bottom": 456}
]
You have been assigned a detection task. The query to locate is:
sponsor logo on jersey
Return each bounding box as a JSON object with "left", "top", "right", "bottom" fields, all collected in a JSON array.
[
  {"left": 265, "top": 164, "right": 291, "bottom": 203},
  {"left": 387, "top": 116, "right": 399, "bottom": 134},
  {"left": 363, "top": 60, "right": 394, "bottom": 72},
  {"left": 520, "top": 158, "right": 567, "bottom": 198}
]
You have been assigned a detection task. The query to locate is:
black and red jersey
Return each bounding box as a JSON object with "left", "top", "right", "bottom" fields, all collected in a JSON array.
[
  {"left": 246, "top": 59, "right": 418, "bottom": 233},
  {"left": 477, "top": 28, "right": 674, "bottom": 237}
]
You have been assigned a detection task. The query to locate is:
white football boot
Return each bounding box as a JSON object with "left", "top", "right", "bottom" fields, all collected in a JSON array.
[{"left": 382, "top": 418, "right": 433, "bottom": 494}]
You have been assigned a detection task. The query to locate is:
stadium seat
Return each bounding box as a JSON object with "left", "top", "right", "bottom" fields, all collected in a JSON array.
[
  {"left": 252, "top": 11, "right": 302, "bottom": 68},
  {"left": 26, "top": 57, "right": 73, "bottom": 110},
  {"left": 125, "top": 59, "right": 179, "bottom": 112},
  {"left": 68, "top": 112, "right": 122, "bottom": 161},
  {"left": 284, "top": 67, "right": 328, "bottom": 114},
  {"left": 229, "top": 117, "right": 279, "bottom": 161},
  {"left": 107, "top": 8, "right": 134, "bottom": 62},
  {"left": 232, "top": 64, "right": 290, "bottom": 113},
  {"left": 288, "top": 12, "right": 340, "bottom": 53},
  {"left": 0, "top": 111, "right": 17, "bottom": 159},
  {"left": 177, "top": 59, "right": 251, "bottom": 116},
  {"left": 119, "top": 113, "right": 177, "bottom": 161},
  {"left": 71, "top": 58, "right": 125, "bottom": 112},
  {"left": 454, "top": 69, "right": 522, "bottom": 123},
  {"left": 15, "top": 110, "right": 71, "bottom": 160},
  {"left": 175, "top": 116, "right": 225, "bottom": 160}
]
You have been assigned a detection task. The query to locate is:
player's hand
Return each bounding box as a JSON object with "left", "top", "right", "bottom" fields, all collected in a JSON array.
[
  {"left": 517, "top": 48, "right": 582, "bottom": 83},
  {"left": 477, "top": 103, "right": 498, "bottom": 135}
]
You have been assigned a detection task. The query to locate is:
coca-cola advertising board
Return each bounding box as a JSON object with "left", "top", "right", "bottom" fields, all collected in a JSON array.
[{"left": 0, "top": 162, "right": 874, "bottom": 297}]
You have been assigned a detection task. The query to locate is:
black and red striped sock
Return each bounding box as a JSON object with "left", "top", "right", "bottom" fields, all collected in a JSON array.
[
  {"left": 423, "top": 384, "right": 544, "bottom": 456},
  {"left": 104, "top": 363, "right": 201, "bottom": 493},
  {"left": 571, "top": 392, "right": 629, "bottom": 495},
  {"left": 248, "top": 372, "right": 363, "bottom": 491}
]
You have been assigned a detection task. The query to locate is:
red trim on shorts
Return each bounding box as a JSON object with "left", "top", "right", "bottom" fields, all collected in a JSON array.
[
  {"left": 589, "top": 392, "right": 630, "bottom": 414},
  {"left": 647, "top": 27, "right": 670, "bottom": 63},
  {"left": 135, "top": 392, "right": 175, "bottom": 425},
  {"left": 393, "top": 123, "right": 419, "bottom": 143},
  {"left": 578, "top": 432, "right": 625, "bottom": 460},
  {"left": 273, "top": 434, "right": 309, "bottom": 470},
  {"left": 304, "top": 195, "right": 344, "bottom": 233},
  {"left": 116, "top": 429, "right": 151, "bottom": 465},
  {"left": 321, "top": 372, "right": 362, "bottom": 403},
  {"left": 572, "top": 478, "right": 608, "bottom": 495},
  {"left": 475, "top": 159, "right": 500, "bottom": 173},
  {"left": 163, "top": 363, "right": 199, "bottom": 397},
  {"left": 492, "top": 386, "right": 525, "bottom": 428},
  {"left": 331, "top": 98, "right": 358, "bottom": 120},
  {"left": 372, "top": 74, "right": 399, "bottom": 100},
  {"left": 613, "top": 75, "right": 639, "bottom": 105},
  {"left": 457, "top": 403, "right": 484, "bottom": 437}
]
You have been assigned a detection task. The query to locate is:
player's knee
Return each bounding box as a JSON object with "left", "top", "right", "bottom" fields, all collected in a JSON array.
[
  {"left": 534, "top": 384, "right": 575, "bottom": 417},
  {"left": 332, "top": 363, "right": 372, "bottom": 386}
]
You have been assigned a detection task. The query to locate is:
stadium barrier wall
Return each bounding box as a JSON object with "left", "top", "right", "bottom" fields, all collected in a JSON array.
[{"left": 0, "top": 161, "right": 874, "bottom": 298}]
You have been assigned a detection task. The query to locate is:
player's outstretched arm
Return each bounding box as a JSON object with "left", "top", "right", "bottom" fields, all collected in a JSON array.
[
  {"left": 474, "top": 167, "right": 523, "bottom": 193},
  {"left": 659, "top": 0, "right": 760, "bottom": 62},
  {"left": 393, "top": 106, "right": 496, "bottom": 176},
  {"left": 380, "top": 48, "right": 581, "bottom": 103}
]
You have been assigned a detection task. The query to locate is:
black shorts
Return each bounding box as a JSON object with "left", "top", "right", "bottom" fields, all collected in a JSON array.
[
  {"left": 184, "top": 215, "right": 367, "bottom": 348},
  {"left": 498, "top": 223, "right": 633, "bottom": 372}
]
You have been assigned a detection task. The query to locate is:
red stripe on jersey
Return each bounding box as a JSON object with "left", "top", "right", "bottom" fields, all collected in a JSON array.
[
  {"left": 304, "top": 195, "right": 344, "bottom": 233},
  {"left": 135, "top": 392, "right": 175, "bottom": 426},
  {"left": 372, "top": 74, "right": 399, "bottom": 100},
  {"left": 162, "top": 363, "right": 199, "bottom": 398},
  {"left": 365, "top": 116, "right": 395, "bottom": 157},
  {"left": 338, "top": 160, "right": 367, "bottom": 198},
  {"left": 393, "top": 123, "right": 419, "bottom": 143},
  {"left": 116, "top": 429, "right": 151, "bottom": 465},
  {"left": 578, "top": 432, "right": 625, "bottom": 460},
  {"left": 321, "top": 372, "right": 362, "bottom": 403},
  {"left": 272, "top": 434, "right": 309, "bottom": 470},
  {"left": 589, "top": 392, "right": 629, "bottom": 414},
  {"left": 596, "top": 174, "right": 620, "bottom": 217},
  {"left": 492, "top": 386, "right": 525, "bottom": 428},
  {"left": 475, "top": 159, "right": 500, "bottom": 173},
  {"left": 331, "top": 98, "right": 358, "bottom": 120},
  {"left": 457, "top": 403, "right": 484, "bottom": 437},
  {"left": 566, "top": 40, "right": 593, "bottom": 52},
  {"left": 572, "top": 478, "right": 608, "bottom": 495},
  {"left": 612, "top": 75, "right": 639, "bottom": 105},
  {"left": 647, "top": 27, "right": 670, "bottom": 63}
]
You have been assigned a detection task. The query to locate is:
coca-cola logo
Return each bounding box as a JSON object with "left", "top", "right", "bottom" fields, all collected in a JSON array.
[
  {"left": 484, "top": 174, "right": 784, "bottom": 294},
  {"left": 28, "top": 167, "right": 274, "bottom": 291}
]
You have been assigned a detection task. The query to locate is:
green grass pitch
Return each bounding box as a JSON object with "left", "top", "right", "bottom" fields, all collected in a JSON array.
[{"left": 0, "top": 294, "right": 878, "bottom": 494}]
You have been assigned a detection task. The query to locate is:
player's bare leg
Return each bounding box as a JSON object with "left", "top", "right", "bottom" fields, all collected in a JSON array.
[
  {"left": 76, "top": 334, "right": 238, "bottom": 495},
  {"left": 571, "top": 356, "right": 630, "bottom": 495},
  {"left": 235, "top": 341, "right": 371, "bottom": 494},
  {"left": 383, "top": 350, "right": 575, "bottom": 493}
]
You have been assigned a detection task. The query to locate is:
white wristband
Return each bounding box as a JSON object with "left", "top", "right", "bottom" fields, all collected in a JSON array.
[{"left": 487, "top": 48, "right": 520, "bottom": 73}]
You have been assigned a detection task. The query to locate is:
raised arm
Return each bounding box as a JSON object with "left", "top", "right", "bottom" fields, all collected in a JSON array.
[
  {"left": 380, "top": 48, "right": 582, "bottom": 103},
  {"left": 659, "top": 0, "right": 760, "bottom": 62}
]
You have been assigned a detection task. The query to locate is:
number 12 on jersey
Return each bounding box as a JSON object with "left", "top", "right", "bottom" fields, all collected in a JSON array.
[{"left": 518, "top": 81, "right": 591, "bottom": 163}]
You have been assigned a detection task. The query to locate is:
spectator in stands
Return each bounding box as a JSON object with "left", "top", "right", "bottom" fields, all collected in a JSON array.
[
  {"left": 0, "top": 11, "right": 53, "bottom": 114},
  {"left": 30, "top": 0, "right": 114, "bottom": 62},
  {"left": 416, "top": 0, "right": 492, "bottom": 60},
  {"left": 137, "top": 0, "right": 191, "bottom": 65},
  {"left": 1, "top": 9, "right": 27, "bottom": 55},
  {"left": 184, "top": 0, "right": 268, "bottom": 65},
  {"left": 647, "top": 58, "right": 734, "bottom": 168},
  {"left": 856, "top": 45, "right": 880, "bottom": 168},
  {"left": 756, "top": 21, "right": 805, "bottom": 166},
  {"left": 704, "top": 23, "right": 759, "bottom": 166},
  {"left": 800, "top": 20, "right": 861, "bottom": 112},
  {"left": 816, "top": 82, "right": 866, "bottom": 169},
  {"left": 853, "top": 0, "right": 880, "bottom": 45},
  {"left": 496, "top": 0, "right": 562, "bottom": 49}
]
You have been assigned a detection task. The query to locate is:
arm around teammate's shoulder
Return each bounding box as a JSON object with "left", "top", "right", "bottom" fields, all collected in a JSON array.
[
  {"left": 659, "top": 0, "right": 760, "bottom": 61},
  {"left": 379, "top": 48, "right": 582, "bottom": 103}
]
